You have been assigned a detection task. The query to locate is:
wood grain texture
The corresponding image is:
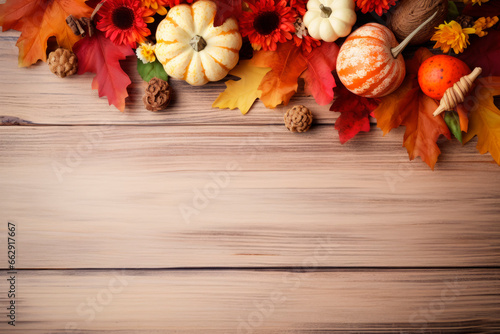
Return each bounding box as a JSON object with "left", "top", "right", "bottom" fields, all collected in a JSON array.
[
  {"left": 0, "top": 31, "right": 337, "bottom": 126},
  {"left": 0, "top": 269, "right": 499, "bottom": 333},
  {"left": 1, "top": 15, "right": 500, "bottom": 333},
  {"left": 1, "top": 126, "right": 499, "bottom": 269}
]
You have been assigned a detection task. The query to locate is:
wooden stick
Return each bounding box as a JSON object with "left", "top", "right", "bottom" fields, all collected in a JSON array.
[
  {"left": 91, "top": 1, "right": 106, "bottom": 21},
  {"left": 433, "top": 67, "right": 482, "bottom": 117}
]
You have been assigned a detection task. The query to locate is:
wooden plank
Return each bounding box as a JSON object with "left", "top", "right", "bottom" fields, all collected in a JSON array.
[
  {"left": 0, "top": 269, "right": 498, "bottom": 332},
  {"left": 0, "top": 31, "right": 337, "bottom": 126},
  {"left": 1, "top": 126, "right": 499, "bottom": 269}
]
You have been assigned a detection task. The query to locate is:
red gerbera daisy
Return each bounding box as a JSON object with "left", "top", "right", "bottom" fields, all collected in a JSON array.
[
  {"left": 292, "top": 17, "right": 321, "bottom": 54},
  {"left": 356, "top": 0, "right": 397, "bottom": 16},
  {"left": 96, "top": 0, "right": 154, "bottom": 48},
  {"left": 239, "top": 0, "right": 296, "bottom": 51}
]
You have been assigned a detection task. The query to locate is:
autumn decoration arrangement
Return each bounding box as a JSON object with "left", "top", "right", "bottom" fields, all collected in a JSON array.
[{"left": 0, "top": 0, "right": 499, "bottom": 169}]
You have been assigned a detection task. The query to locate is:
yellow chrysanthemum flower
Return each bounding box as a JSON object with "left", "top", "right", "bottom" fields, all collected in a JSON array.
[
  {"left": 463, "top": 0, "right": 489, "bottom": 5},
  {"left": 136, "top": 43, "right": 156, "bottom": 64},
  {"left": 473, "top": 16, "right": 499, "bottom": 37},
  {"left": 141, "top": 0, "right": 168, "bottom": 15},
  {"left": 431, "top": 21, "right": 475, "bottom": 54}
]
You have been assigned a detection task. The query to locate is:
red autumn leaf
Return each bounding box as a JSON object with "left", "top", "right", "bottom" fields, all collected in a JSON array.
[
  {"left": 330, "top": 80, "right": 379, "bottom": 144},
  {"left": 0, "top": 0, "right": 92, "bottom": 67},
  {"left": 213, "top": 0, "right": 242, "bottom": 27},
  {"left": 251, "top": 41, "right": 308, "bottom": 108},
  {"left": 459, "top": 31, "right": 500, "bottom": 77},
  {"left": 301, "top": 42, "right": 339, "bottom": 106},
  {"left": 463, "top": 2, "right": 500, "bottom": 17},
  {"left": 373, "top": 48, "right": 451, "bottom": 170},
  {"left": 73, "top": 31, "right": 134, "bottom": 112}
]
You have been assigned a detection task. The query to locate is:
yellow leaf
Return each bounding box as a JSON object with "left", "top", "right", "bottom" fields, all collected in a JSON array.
[
  {"left": 212, "top": 60, "right": 271, "bottom": 114},
  {"left": 463, "top": 77, "right": 500, "bottom": 165}
]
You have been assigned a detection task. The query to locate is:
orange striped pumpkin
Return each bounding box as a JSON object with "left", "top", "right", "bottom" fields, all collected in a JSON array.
[
  {"left": 336, "top": 23, "right": 406, "bottom": 98},
  {"left": 155, "top": 1, "right": 242, "bottom": 86}
]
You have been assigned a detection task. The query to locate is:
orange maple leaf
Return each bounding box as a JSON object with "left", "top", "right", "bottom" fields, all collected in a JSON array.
[
  {"left": 0, "top": 0, "right": 92, "bottom": 67},
  {"left": 463, "top": 76, "right": 500, "bottom": 165},
  {"left": 373, "top": 48, "right": 451, "bottom": 170},
  {"left": 456, "top": 104, "right": 469, "bottom": 133},
  {"left": 251, "top": 41, "right": 308, "bottom": 108}
]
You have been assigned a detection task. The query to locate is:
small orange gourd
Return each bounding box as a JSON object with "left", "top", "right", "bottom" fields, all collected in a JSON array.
[
  {"left": 336, "top": 12, "right": 438, "bottom": 98},
  {"left": 418, "top": 55, "right": 471, "bottom": 100}
]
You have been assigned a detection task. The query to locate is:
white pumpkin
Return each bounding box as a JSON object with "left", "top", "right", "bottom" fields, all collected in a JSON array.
[
  {"left": 303, "top": 0, "right": 357, "bottom": 42},
  {"left": 155, "top": 1, "right": 242, "bottom": 86}
]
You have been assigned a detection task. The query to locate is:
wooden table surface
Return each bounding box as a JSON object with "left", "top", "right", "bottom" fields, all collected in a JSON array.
[{"left": 1, "top": 30, "right": 500, "bottom": 333}]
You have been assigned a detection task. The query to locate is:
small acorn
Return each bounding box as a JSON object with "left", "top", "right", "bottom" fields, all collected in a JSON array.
[{"left": 48, "top": 48, "right": 78, "bottom": 78}]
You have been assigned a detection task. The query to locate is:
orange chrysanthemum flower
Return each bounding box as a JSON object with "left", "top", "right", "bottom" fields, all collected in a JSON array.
[
  {"left": 239, "top": 0, "right": 296, "bottom": 51},
  {"left": 473, "top": 16, "right": 499, "bottom": 37},
  {"left": 464, "top": 0, "right": 489, "bottom": 5},
  {"left": 96, "top": 0, "right": 154, "bottom": 48},
  {"left": 431, "top": 21, "right": 475, "bottom": 54},
  {"left": 141, "top": 0, "right": 168, "bottom": 15},
  {"left": 356, "top": 0, "right": 397, "bottom": 16},
  {"left": 141, "top": 0, "right": 193, "bottom": 15}
]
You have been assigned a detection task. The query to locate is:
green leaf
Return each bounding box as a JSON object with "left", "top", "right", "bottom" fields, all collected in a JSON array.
[
  {"left": 447, "top": 1, "right": 459, "bottom": 21},
  {"left": 445, "top": 110, "right": 462, "bottom": 143},
  {"left": 137, "top": 59, "right": 168, "bottom": 82}
]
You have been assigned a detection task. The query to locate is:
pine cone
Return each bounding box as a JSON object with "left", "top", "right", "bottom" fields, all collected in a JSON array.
[
  {"left": 143, "top": 78, "right": 171, "bottom": 112},
  {"left": 284, "top": 105, "right": 313, "bottom": 133},
  {"left": 48, "top": 48, "right": 78, "bottom": 78},
  {"left": 456, "top": 15, "right": 475, "bottom": 29}
]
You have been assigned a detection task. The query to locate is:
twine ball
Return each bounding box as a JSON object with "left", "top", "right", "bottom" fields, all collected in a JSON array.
[{"left": 387, "top": 0, "right": 448, "bottom": 45}]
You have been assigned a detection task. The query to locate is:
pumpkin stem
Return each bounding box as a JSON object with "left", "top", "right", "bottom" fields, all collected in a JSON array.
[
  {"left": 391, "top": 10, "right": 438, "bottom": 59},
  {"left": 319, "top": 4, "right": 332, "bottom": 18},
  {"left": 190, "top": 35, "right": 207, "bottom": 52}
]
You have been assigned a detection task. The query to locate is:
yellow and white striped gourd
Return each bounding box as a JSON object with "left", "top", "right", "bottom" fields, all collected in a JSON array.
[{"left": 155, "top": 1, "right": 242, "bottom": 86}]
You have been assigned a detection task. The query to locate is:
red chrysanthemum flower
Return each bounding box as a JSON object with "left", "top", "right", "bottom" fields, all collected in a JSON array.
[
  {"left": 163, "top": 0, "right": 194, "bottom": 7},
  {"left": 292, "top": 18, "right": 320, "bottom": 54},
  {"left": 239, "top": 0, "right": 296, "bottom": 51},
  {"left": 288, "top": 0, "right": 307, "bottom": 16},
  {"left": 96, "top": 0, "right": 154, "bottom": 48},
  {"left": 293, "top": 34, "right": 321, "bottom": 54},
  {"left": 356, "top": 0, "right": 397, "bottom": 16}
]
